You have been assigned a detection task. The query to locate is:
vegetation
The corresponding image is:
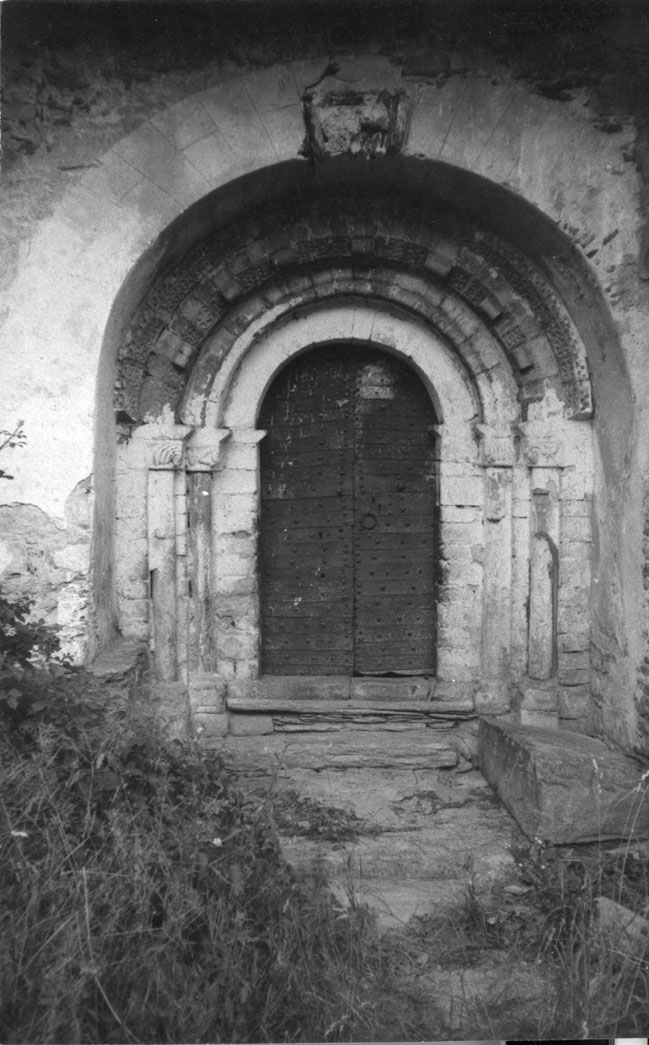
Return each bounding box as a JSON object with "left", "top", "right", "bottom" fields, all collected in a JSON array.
[
  {"left": 0, "top": 596, "right": 435, "bottom": 1044},
  {"left": 1, "top": 593, "right": 648, "bottom": 1040},
  {"left": 0, "top": 420, "right": 26, "bottom": 481},
  {"left": 404, "top": 834, "right": 649, "bottom": 1037}
]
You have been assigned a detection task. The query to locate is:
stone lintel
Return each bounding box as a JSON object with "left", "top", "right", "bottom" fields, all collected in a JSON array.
[{"left": 478, "top": 717, "right": 649, "bottom": 843}]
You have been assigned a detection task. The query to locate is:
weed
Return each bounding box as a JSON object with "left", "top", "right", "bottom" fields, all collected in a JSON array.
[{"left": 271, "top": 789, "right": 374, "bottom": 843}]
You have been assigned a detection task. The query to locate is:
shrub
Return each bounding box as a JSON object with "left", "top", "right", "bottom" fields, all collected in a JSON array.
[{"left": 0, "top": 595, "right": 398, "bottom": 1043}]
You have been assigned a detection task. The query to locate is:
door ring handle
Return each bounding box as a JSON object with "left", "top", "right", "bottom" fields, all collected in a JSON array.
[{"left": 361, "top": 512, "right": 377, "bottom": 530}]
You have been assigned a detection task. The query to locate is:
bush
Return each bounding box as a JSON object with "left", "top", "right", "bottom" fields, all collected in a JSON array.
[{"left": 0, "top": 595, "right": 397, "bottom": 1043}]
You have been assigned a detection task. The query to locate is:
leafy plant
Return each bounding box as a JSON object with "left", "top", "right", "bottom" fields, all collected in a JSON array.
[{"left": 0, "top": 420, "right": 26, "bottom": 480}]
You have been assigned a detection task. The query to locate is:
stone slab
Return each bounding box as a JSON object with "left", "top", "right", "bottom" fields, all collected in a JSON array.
[
  {"left": 478, "top": 717, "right": 649, "bottom": 843},
  {"left": 226, "top": 697, "right": 475, "bottom": 718},
  {"left": 221, "top": 729, "right": 458, "bottom": 770},
  {"left": 281, "top": 818, "right": 515, "bottom": 881}
]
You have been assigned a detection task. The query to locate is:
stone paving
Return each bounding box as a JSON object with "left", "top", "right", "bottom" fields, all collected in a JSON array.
[{"left": 223, "top": 725, "right": 524, "bottom": 926}]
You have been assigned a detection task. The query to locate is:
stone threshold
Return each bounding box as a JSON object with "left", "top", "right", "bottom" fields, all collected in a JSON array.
[{"left": 226, "top": 697, "right": 476, "bottom": 718}]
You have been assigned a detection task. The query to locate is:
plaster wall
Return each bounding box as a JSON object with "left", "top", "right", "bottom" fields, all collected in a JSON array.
[{"left": 1, "top": 24, "right": 648, "bottom": 750}]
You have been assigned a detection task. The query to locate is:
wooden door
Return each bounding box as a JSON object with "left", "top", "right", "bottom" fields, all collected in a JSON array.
[{"left": 259, "top": 345, "right": 438, "bottom": 677}]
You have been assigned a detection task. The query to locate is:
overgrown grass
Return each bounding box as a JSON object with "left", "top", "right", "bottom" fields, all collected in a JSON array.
[
  {"left": 2, "top": 597, "right": 648, "bottom": 1039},
  {"left": 409, "top": 835, "right": 649, "bottom": 1037},
  {"left": 0, "top": 681, "right": 417, "bottom": 1044}
]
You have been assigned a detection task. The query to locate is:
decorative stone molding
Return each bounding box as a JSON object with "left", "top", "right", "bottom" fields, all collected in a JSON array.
[
  {"left": 302, "top": 62, "right": 411, "bottom": 160},
  {"left": 185, "top": 428, "right": 231, "bottom": 471},
  {"left": 117, "top": 192, "right": 594, "bottom": 429}
]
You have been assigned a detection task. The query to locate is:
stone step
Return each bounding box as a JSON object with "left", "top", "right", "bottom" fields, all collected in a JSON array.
[
  {"left": 273, "top": 766, "right": 498, "bottom": 831},
  {"left": 280, "top": 818, "right": 516, "bottom": 883},
  {"left": 330, "top": 876, "right": 468, "bottom": 927},
  {"left": 222, "top": 728, "right": 460, "bottom": 771}
]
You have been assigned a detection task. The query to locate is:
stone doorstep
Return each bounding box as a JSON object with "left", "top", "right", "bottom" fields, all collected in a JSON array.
[
  {"left": 478, "top": 717, "right": 649, "bottom": 844},
  {"left": 226, "top": 696, "right": 476, "bottom": 717},
  {"left": 220, "top": 728, "right": 459, "bottom": 770}
]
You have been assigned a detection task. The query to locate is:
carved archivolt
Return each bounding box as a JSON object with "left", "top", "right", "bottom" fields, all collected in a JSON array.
[{"left": 115, "top": 190, "right": 593, "bottom": 429}]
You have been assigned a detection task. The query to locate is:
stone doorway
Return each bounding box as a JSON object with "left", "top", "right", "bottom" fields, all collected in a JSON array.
[
  {"left": 258, "top": 344, "right": 439, "bottom": 680},
  {"left": 109, "top": 182, "right": 597, "bottom": 734}
]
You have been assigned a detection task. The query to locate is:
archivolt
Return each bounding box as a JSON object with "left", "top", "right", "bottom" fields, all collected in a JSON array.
[{"left": 114, "top": 187, "right": 593, "bottom": 433}]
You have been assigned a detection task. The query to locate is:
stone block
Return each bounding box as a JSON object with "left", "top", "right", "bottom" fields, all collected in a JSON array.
[
  {"left": 440, "top": 558, "right": 483, "bottom": 586},
  {"left": 474, "top": 687, "right": 511, "bottom": 715},
  {"left": 519, "top": 682, "right": 558, "bottom": 712},
  {"left": 229, "top": 713, "right": 275, "bottom": 736},
  {"left": 439, "top": 475, "right": 482, "bottom": 507},
  {"left": 188, "top": 673, "right": 227, "bottom": 713},
  {"left": 561, "top": 515, "right": 592, "bottom": 541},
  {"left": 561, "top": 498, "right": 592, "bottom": 517},
  {"left": 519, "top": 708, "right": 559, "bottom": 729},
  {"left": 558, "top": 684, "right": 591, "bottom": 720},
  {"left": 478, "top": 718, "right": 649, "bottom": 843},
  {"left": 194, "top": 712, "right": 229, "bottom": 739},
  {"left": 594, "top": 896, "right": 649, "bottom": 959},
  {"left": 558, "top": 667, "right": 590, "bottom": 687}
]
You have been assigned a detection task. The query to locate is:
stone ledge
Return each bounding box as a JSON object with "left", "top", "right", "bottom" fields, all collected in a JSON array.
[
  {"left": 226, "top": 697, "right": 475, "bottom": 718},
  {"left": 478, "top": 717, "right": 649, "bottom": 844}
]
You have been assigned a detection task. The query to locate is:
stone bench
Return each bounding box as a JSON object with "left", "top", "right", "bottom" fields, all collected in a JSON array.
[{"left": 478, "top": 718, "right": 649, "bottom": 843}]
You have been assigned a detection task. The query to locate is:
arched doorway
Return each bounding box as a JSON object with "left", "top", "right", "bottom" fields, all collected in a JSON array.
[{"left": 258, "top": 344, "right": 440, "bottom": 678}]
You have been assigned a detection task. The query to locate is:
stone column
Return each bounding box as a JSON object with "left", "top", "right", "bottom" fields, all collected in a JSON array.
[
  {"left": 185, "top": 428, "right": 231, "bottom": 675},
  {"left": 185, "top": 428, "right": 232, "bottom": 741},
  {"left": 146, "top": 431, "right": 190, "bottom": 681},
  {"left": 212, "top": 428, "right": 267, "bottom": 705},
  {"left": 516, "top": 423, "right": 563, "bottom": 727},
  {"left": 474, "top": 423, "right": 515, "bottom": 714}
]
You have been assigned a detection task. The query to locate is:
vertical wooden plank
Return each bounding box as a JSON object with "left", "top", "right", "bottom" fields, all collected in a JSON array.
[
  {"left": 258, "top": 346, "right": 439, "bottom": 682},
  {"left": 258, "top": 347, "right": 354, "bottom": 675},
  {"left": 353, "top": 351, "right": 438, "bottom": 675},
  {"left": 148, "top": 469, "right": 178, "bottom": 680}
]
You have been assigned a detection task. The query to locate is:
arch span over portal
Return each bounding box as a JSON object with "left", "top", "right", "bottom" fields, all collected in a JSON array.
[{"left": 76, "top": 54, "right": 632, "bottom": 738}]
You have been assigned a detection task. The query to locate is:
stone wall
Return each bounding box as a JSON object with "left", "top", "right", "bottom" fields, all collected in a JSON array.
[{"left": 2, "top": 0, "right": 649, "bottom": 753}]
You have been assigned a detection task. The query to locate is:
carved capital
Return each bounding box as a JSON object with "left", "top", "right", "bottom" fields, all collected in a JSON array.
[
  {"left": 149, "top": 440, "right": 185, "bottom": 470},
  {"left": 515, "top": 423, "right": 565, "bottom": 467},
  {"left": 185, "top": 428, "right": 231, "bottom": 472},
  {"left": 474, "top": 423, "right": 516, "bottom": 468}
]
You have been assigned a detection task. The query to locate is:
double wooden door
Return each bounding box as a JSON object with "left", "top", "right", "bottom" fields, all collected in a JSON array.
[{"left": 259, "top": 345, "right": 439, "bottom": 677}]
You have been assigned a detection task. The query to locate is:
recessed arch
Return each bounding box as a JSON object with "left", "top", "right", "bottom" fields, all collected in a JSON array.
[{"left": 214, "top": 302, "right": 487, "bottom": 432}]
